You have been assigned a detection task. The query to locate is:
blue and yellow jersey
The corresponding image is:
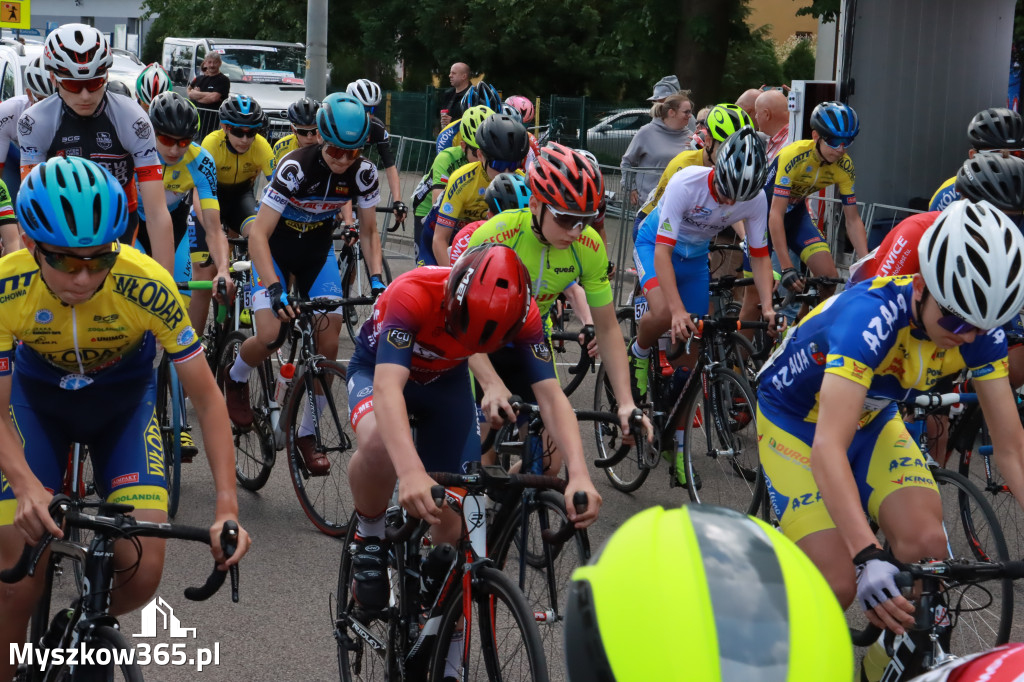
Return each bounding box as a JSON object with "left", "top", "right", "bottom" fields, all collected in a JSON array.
[
  {"left": 201, "top": 129, "right": 275, "bottom": 192},
  {"left": 435, "top": 161, "right": 493, "bottom": 230},
  {"left": 928, "top": 176, "right": 959, "bottom": 212},
  {"left": 757, "top": 276, "right": 1008, "bottom": 425},
  {"left": 414, "top": 146, "right": 467, "bottom": 219},
  {"left": 138, "top": 143, "right": 219, "bottom": 221},
  {"left": 273, "top": 134, "right": 299, "bottom": 165},
  {"left": 638, "top": 149, "right": 705, "bottom": 219},
  {"left": 435, "top": 120, "right": 462, "bottom": 154},
  {"left": 770, "top": 139, "right": 856, "bottom": 207},
  {"left": 0, "top": 247, "right": 203, "bottom": 387}
]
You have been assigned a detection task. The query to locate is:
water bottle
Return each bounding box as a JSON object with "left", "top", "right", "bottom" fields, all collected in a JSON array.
[
  {"left": 419, "top": 543, "right": 456, "bottom": 607},
  {"left": 274, "top": 363, "right": 295, "bottom": 404}
]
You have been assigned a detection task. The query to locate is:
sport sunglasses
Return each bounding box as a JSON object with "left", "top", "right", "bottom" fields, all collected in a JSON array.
[
  {"left": 324, "top": 144, "right": 360, "bottom": 160},
  {"left": 56, "top": 76, "right": 107, "bottom": 94},
  {"left": 156, "top": 134, "right": 191, "bottom": 148},
  {"left": 227, "top": 127, "right": 259, "bottom": 139},
  {"left": 546, "top": 205, "right": 598, "bottom": 232},
  {"left": 937, "top": 305, "right": 983, "bottom": 335},
  {"left": 36, "top": 242, "right": 120, "bottom": 274}
]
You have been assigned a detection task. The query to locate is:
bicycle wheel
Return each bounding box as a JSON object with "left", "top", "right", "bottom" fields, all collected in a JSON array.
[
  {"left": 682, "top": 367, "right": 764, "bottom": 515},
  {"left": 592, "top": 364, "right": 649, "bottom": 493},
  {"left": 549, "top": 331, "right": 589, "bottom": 398},
  {"left": 490, "top": 490, "right": 588, "bottom": 680},
  {"left": 343, "top": 253, "right": 392, "bottom": 345},
  {"left": 218, "top": 331, "right": 276, "bottom": 492},
  {"left": 932, "top": 467, "right": 1012, "bottom": 651},
  {"left": 155, "top": 354, "right": 182, "bottom": 519},
  {"left": 68, "top": 625, "right": 145, "bottom": 681},
  {"left": 429, "top": 565, "right": 548, "bottom": 682},
  {"left": 284, "top": 360, "right": 356, "bottom": 537}
]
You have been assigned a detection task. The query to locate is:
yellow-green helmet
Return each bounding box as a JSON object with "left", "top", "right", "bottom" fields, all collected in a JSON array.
[
  {"left": 460, "top": 105, "right": 495, "bottom": 149},
  {"left": 564, "top": 505, "right": 853, "bottom": 682},
  {"left": 706, "top": 103, "right": 755, "bottom": 143}
]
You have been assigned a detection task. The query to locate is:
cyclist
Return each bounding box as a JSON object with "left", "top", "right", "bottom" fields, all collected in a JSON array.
[
  {"left": 564, "top": 504, "right": 853, "bottom": 681},
  {"left": 346, "top": 78, "right": 408, "bottom": 226},
  {"left": 200, "top": 94, "right": 275, "bottom": 237},
  {"left": 223, "top": 93, "right": 385, "bottom": 473},
  {"left": 411, "top": 104, "right": 493, "bottom": 265},
  {"left": 928, "top": 107, "right": 1024, "bottom": 212},
  {"left": 134, "top": 62, "right": 171, "bottom": 113},
  {"left": 448, "top": 172, "right": 532, "bottom": 264},
  {"left": 0, "top": 55, "right": 53, "bottom": 186},
  {"left": 0, "top": 158, "right": 249, "bottom": 682},
  {"left": 19, "top": 23, "right": 174, "bottom": 274},
  {"left": 428, "top": 113, "right": 529, "bottom": 265},
  {"left": 343, "top": 243, "right": 602, "bottom": 612},
  {"left": 755, "top": 200, "right": 1024, "bottom": 639},
  {"left": 273, "top": 97, "right": 321, "bottom": 164},
  {"left": 466, "top": 143, "right": 650, "bottom": 468},
  {"left": 435, "top": 81, "right": 501, "bottom": 154}
]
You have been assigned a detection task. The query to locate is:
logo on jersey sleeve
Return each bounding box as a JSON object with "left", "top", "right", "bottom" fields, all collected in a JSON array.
[
  {"left": 531, "top": 343, "right": 552, "bottom": 363},
  {"left": 386, "top": 329, "right": 412, "bottom": 349},
  {"left": 177, "top": 327, "right": 196, "bottom": 347},
  {"left": 18, "top": 114, "right": 33, "bottom": 137},
  {"left": 133, "top": 117, "right": 152, "bottom": 139},
  {"left": 276, "top": 159, "right": 304, "bottom": 194},
  {"left": 357, "top": 163, "right": 378, "bottom": 193}
]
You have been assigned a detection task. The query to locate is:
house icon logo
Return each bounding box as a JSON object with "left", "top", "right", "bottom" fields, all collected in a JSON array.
[{"left": 132, "top": 597, "right": 197, "bottom": 638}]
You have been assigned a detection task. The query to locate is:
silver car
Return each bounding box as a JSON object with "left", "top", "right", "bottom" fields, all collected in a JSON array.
[{"left": 584, "top": 108, "right": 650, "bottom": 160}]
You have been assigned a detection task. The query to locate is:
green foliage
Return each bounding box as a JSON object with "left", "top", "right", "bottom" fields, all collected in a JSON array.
[
  {"left": 796, "top": 0, "right": 840, "bottom": 22},
  {"left": 721, "top": 25, "right": 783, "bottom": 97},
  {"left": 782, "top": 38, "right": 816, "bottom": 82}
]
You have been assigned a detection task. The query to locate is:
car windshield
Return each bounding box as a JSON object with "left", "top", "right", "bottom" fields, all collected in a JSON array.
[
  {"left": 210, "top": 43, "right": 305, "bottom": 84},
  {"left": 110, "top": 53, "right": 142, "bottom": 74}
]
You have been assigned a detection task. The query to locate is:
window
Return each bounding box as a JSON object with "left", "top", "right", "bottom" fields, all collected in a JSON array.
[
  {"left": 80, "top": 16, "right": 95, "bottom": 27},
  {"left": 169, "top": 44, "right": 194, "bottom": 86},
  {"left": 611, "top": 113, "right": 646, "bottom": 131},
  {"left": 1, "top": 64, "right": 14, "bottom": 101}
]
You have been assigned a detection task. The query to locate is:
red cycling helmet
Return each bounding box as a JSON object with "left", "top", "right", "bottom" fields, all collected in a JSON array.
[
  {"left": 445, "top": 244, "right": 532, "bottom": 353},
  {"left": 528, "top": 142, "right": 604, "bottom": 214},
  {"left": 909, "top": 643, "right": 1024, "bottom": 681}
]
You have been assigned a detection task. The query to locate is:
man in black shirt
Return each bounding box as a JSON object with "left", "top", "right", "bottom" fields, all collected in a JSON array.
[
  {"left": 438, "top": 61, "right": 470, "bottom": 128},
  {"left": 188, "top": 52, "right": 230, "bottom": 109}
]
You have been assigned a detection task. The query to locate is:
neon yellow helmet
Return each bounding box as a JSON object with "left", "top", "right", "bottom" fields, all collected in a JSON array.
[
  {"left": 564, "top": 505, "right": 853, "bottom": 681},
  {"left": 706, "top": 103, "right": 754, "bottom": 143},
  {"left": 460, "top": 105, "right": 495, "bottom": 149}
]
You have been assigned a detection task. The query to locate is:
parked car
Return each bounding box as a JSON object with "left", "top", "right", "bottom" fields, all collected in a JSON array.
[
  {"left": 109, "top": 49, "right": 145, "bottom": 98},
  {"left": 584, "top": 108, "right": 650, "bottom": 162}
]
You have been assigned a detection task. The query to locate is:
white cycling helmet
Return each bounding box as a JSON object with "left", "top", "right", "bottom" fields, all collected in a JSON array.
[
  {"left": 44, "top": 23, "right": 112, "bottom": 80},
  {"left": 135, "top": 63, "right": 171, "bottom": 106},
  {"left": 24, "top": 56, "right": 54, "bottom": 99},
  {"left": 346, "top": 78, "right": 382, "bottom": 107},
  {"left": 919, "top": 199, "right": 1024, "bottom": 330}
]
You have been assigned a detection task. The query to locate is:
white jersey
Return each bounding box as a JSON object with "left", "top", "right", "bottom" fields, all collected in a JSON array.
[
  {"left": 654, "top": 165, "right": 769, "bottom": 256},
  {"left": 0, "top": 95, "right": 30, "bottom": 165}
]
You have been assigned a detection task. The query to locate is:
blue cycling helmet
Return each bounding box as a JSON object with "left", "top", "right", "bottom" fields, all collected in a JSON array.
[
  {"left": 809, "top": 101, "right": 859, "bottom": 142},
  {"left": 17, "top": 157, "right": 128, "bottom": 247},
  {"left": 317, "top": 93, "right": 371, "bottom": 149},
  {"left": 461, "top": 81, "right": 502, "bottom": 111},
  {"left": 484, "top": 172, "right": 531, "bottom": 214},
  {"left": 220, "top": 94, "right": 264, "bottom": 128}
]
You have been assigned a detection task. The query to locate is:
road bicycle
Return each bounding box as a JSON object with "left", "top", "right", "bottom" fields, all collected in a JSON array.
[{"left": 336, "top": 207, "right": 398, "bottom": 344}]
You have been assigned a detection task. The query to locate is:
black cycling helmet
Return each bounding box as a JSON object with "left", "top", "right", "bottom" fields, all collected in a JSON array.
[
  {"left": 105, "top": 80, "right": 131, "bottom": 98},
  {"left": 287, "top": 97, "right": 321, "bottom": 127},
  {"left": 955, "top": 153, "right": 1024, "bottom": 212},
  {"left": 220, "top": 94, "right": 264, "bottom": 128},
  {"left": 460, "top": 81, "right": 502, "bottom": 111},
  {"left": 148, "top": 91, "right": 199, "bottom": 139},
  {"left": 475, "top": 114, "right": 529, "bottom": 163},
  {"left": 483, "top": 173, "right": 531, "bottom": 214},
  {"left": 967, "top": 108, "right": 1024, "bottom": 150}
]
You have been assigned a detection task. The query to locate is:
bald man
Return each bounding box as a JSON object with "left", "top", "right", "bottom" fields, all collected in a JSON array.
[
  {"left": 755, "top": 88, "right": 790, "bottom": 162},
  {"left": 440, "top": 62, "right": 472, "bottom": 127},
  {"left": 735, "top": 89, "right": 762, "bottom": 124}
]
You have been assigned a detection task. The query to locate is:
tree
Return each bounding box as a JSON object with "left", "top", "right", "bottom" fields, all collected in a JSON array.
[
  {"left": 796, "top": 0, "right": 841, "bottom": 23},
  {"left": 782, "top": 38, "right": 816, "bottom": 82}
]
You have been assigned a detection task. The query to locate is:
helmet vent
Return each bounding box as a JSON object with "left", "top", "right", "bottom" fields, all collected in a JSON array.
[
  {"left": 59, "top": 196, "right": 78, "bottom": 238},
  {"left": 495, "top": 277, "right": 509, "bottom": 289},
  {"left": 480, "top": 320, "right": 497, "bottom": 345}
]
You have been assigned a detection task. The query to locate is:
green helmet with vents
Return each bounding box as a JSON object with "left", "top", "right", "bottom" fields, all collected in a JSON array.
[{"left": 706, "top": 103, "right": 755, "bottom": 143}]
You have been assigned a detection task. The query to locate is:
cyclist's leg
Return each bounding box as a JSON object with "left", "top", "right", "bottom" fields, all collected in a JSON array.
[
  {"left": 417, "top": 207, "right": 440, "bottom": 267},
  {"left": 305, "top": 243, "right": 344, "bottom": 364},
  {"left": 787, "top": 204, "right": 839, "bottom": 295},
  {"left": 187, "top": 205, "right": 218, "bottom": 333},
  {"left": 345, "top": 349, "right": 394, "bottom": 534}
]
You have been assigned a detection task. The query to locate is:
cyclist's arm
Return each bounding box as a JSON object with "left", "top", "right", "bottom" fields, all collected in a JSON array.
[
  {"left": 246, "top": 203, "right": 282, "bottom": 288},
  {"left": 749, "top": 252, "right": 777, "bottom": 318},
  {"left": 138, "top": 179, "right": 175, "bottom": 274},
  {"left": 563, "top": 283, "right": 593, "bottom": 326},
  {"left": 532, "top": 378, "right": 602, "bottom": 528},
  {"left": 432, "top": 224, "right": 453, "bottom": 266},
  {"left": 357, "top": 203, "right": 383, "bottom": 276},
  {"left": 653, "top": 243, "right": 696, "bottom": 342},
  {"left": 731, "top": 219, "right": 747, "bottom": 240},
  {"left": 175, "top": 355, "right": 250, "bottom": 565},
  {"left": 0, "top": 223, "right": 21, "bottom": 253},
  {"left": 385, "top": 165, "right": 402, "bottom": 208},
  {"left": 976, "top": 374, "right": 1024, "bottom": 515},
  {"left": 768, "top": 195, "right": 792, "bottom": 270},
  {"left": 843, "top": 203, "right": 869, "bottom": 259},
  {"left": 469, "top": 352, "right": 513, "bottom": 428}
]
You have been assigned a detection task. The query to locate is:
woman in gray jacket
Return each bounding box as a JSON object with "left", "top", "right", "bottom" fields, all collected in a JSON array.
[{"left": 621, "top": 92, "right": 695, "bottom": 207}]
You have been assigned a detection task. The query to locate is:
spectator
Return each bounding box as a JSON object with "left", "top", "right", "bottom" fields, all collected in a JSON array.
[
  {"left": 754, "top": 88, "right": 790, "bottom": 162},
  {"left": 439, "top": 61, "right": 471, "bottom": 128},
  {"left": 621, "top": 92, "right": 694, "bottom": 207},
  {"left": 647, "top": 75, "right": 681, "bottom": 103},
  {"left": 735, "top": 88, "right": 762, "bottom": 123},
  {"left": 188, "top": 52, "right": 230, "bottom": 109}
]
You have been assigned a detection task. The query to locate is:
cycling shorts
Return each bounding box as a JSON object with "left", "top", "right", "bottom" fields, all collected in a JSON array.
[
  {"left": 417, "top": 206, "right": 441, "bottom": 267},
  {"left": 0, "top": 370, "right": 167, "bottom": 524},
  {"left": 633, "top": 220, "right": 711, "bottom": 315},
  {"left": 136, "top": 200, "right": 193, "bottom": 296},
  {"left": 219, "top": 187, "right": 258, "bottom": 235},
  {"left": 346, "top": 346, "right": 480, "bottom": 473},
  {"left": 757, "top": 402, "right": 938, "bottom": 543},
  {"left": 740, "top": 201, "right": 830, "bottom": 276},
  {"left": 251, "top": 242, "right": 343, "bottom": 315}
]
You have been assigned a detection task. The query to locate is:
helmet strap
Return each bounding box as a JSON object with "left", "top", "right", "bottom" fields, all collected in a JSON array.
[{"left": 531, "top": 206, "right": 552, "bottom": 246}]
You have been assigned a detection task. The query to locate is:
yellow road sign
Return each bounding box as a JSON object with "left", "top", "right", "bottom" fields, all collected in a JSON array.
[{"left": 0, "top": 0, "right": 30, "bottom": 29}]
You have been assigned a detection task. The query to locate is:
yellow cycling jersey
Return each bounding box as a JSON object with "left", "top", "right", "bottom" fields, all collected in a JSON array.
[
  {"left": 638, "top": 149, "right": 706, "bottom": 218},
  {"left": 771, "top": 139, "right": 856, "bottom": 206},
  {"left": 0, "top": 247, "right": 202, "bottom": 385},
  {"left": 435, "top": 162, "right": 493, "bottom": 230},
  {"left": 273, "top": 134, "right": 299, "bottom": 164},
  {"left": 201, "top": 129, "right": 275, "bottom": 191}
]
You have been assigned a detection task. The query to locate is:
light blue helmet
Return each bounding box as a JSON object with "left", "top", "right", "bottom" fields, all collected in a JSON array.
[
  {"left": 17, "top": 157, "right": 128, "bottom": 247},
  {"left": 484, "top": 172, "right": 531, "bottom": 213},
  {"left": 317, "top": 93, "right": 370, "bottom": 149}
]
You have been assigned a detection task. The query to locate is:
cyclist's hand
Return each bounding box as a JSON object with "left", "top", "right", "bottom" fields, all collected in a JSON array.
[
  {"left": 369, "top": 275, "right": 387, "bottom": 299},
  {"left": 780, "top": 267, "right": 805, "bottom": 293},
  {"left": 762, "top": 306, "right": 786, "bottom": 338},
  {"left": 669, "top": 309, "right": 699, "bottom": 344},
  {"left": 564, "top": 476, "right": 601, "bottom": 529},
  {"left": 266, "top": 282, "right": 296, "bottom": 321},
  {"left": 214, "top": 273, "right": 236, "bottom": 305},
  {"left": 854, "top": 545, "right": 915, "bottom": 634},
  {"left": 13, "top": 481, "right": 62, "bottom": 544},
  {"left": 392, "top": 200, "right": 408, "bottom": 224},
  {"left": 629, "top": 189, "right": 639, "bottom": 207},
  {"left": 210, "top": 516, "right": 251, "bottom": 569},
  {"left": 398, "top": 470, "right": 443, "bottom": 525},
  {"left": 617, "top": 403, "right": 653, "bottom": 446},
  {"left": 578, "top": 324, "right": 598, "bottom": 358},
  {"left": 481, "top": 384, "right": 515, "bottom": 429}
]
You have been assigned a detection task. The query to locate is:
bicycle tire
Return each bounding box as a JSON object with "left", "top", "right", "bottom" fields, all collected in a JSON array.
[
  {"left": 592, "top": 363, "right": 649, "bottom": 492},
  {"left": 428, "top": 565, "right": 549, "bottom": 682},
  {"left": 284, "top": 359, "right": 356, "bottom": 537},
  {"left": 155, "top": 354, "right": 182, "bottom": 519},
  {"left": 342, "top": 253, "right": 393, "bottom": 345},
  {"left": 548, "top": 331, "right": 590, "bottom": 398},
  {"left": 69, "top": 625, "right": 145, "bottom": 681},
  {"left": 682, "top": 367, "right": 765, "bottom": 515},
  {"left": 218, "top": 331, "right": 276, "bottom": 492},
  {"left": 490, "top": 490, "right": 589, "bottom": 679},
  {"left": 67, "top": 444, "right": 96, "bottom": 594}
]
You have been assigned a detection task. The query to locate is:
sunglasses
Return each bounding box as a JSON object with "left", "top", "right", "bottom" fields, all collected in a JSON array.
[
  {"left": 228, "top": 127, "right": 258, "bottom": 139},
  {"left": 937, "top": 305, "right": 983, "bottom": 335},
  {"left": 156, "top": 133, "right": 191, "bottom": 148},
  {"left": 36, "top": 242, "right": 119, "bottom": 274},
  {"left": 975, "top": 148, "right": 1024, "bottom": 159},
  {"left": 547, "top": 205, "right": 597, "bottom": 232},
  {"left": 294, "top": 127, "right": 319, "bottom": 137},
  {"left": 822, "top": 136, "right": 854, "bottom": 150},
  {"left": 486, "top": 158, "right": 521, "bottom": 173},
  {"left": 57, "top": 76, "right": 107, "bottom": 94},
  {"left": 324, "top": 144, "right": 360, "bottom": 160}
]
